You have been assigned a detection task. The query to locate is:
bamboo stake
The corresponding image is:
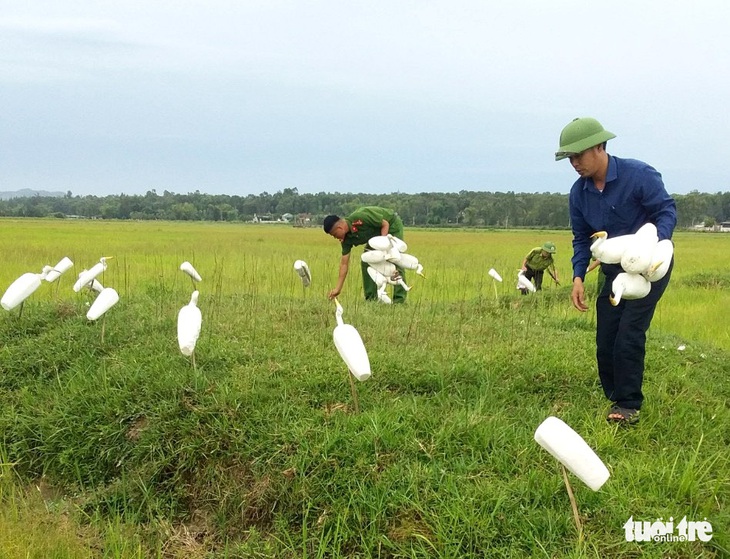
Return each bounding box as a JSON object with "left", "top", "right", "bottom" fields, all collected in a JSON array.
[
  {"left": 561, "top": 464, "right": 583, "bottom": 542},
  {"left": 347, "top": 370, "right": 360, "bottom": 414}
]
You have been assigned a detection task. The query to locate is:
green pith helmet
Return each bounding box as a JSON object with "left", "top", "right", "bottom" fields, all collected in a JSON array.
[
  {"left": 555, "top": 117, "right": 616, "bottom": 161},
  {"left": 542, "top": 241, "right": 556, "bottom": 254}
]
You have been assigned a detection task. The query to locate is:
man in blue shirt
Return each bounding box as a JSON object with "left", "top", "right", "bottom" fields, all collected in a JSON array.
[{"left": 556, "top": 117, "right": 677, "bottom": 425}]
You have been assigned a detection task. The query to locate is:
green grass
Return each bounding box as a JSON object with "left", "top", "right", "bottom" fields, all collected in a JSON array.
[{"left": 0, "top": 219, "right": 728, "bottom": 558}]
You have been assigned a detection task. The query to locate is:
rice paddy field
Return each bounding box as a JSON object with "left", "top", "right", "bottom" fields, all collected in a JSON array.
[{"left": 0, "top": 218, "right": 728, "bottom": 558}]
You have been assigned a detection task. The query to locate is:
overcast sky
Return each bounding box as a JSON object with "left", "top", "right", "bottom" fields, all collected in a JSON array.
[{"left": 2, "top": 1, "right": 728, "bottom": 197}]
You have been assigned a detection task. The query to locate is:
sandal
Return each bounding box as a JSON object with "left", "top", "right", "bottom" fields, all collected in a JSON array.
[{"left": 607, "top": 406, "right": 640, "bottom": 425}]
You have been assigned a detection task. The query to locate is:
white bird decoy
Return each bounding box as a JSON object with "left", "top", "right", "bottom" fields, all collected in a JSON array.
[
  {"left": 516, "top": 270, "right": 536, "bottom": 293},
  {"left": 367, "top": 235, "right": 405, "bottom": 262},
  {"left": 387, "top": 234, "right": 408, "bottom": 253},
  {"left": 44, "top": 257, "right": 74, "bottom": 283},
  {"left": 371, "top": 261, "right": 411, "bottom": 291},
  {"left": 367, "top": 236, "right": 393, "bottom": 252},
  {"left": 73, "top": 257, "right": 113, "bottom": 293},
  {"left": 361, "top": 250, "right": 390, "bottom": 265},
  {"left": 1, "top": 268, "right": 50, "bottom": 311},
  {"left": 332, "top": 299, "right": 371, "bottom": 381},
  {"left": 177, "top": 291, "right": 202, "bottom": 367},
  {"left": 589, "top": 231, "right": 633, "bottom": 264},
  {"left": 76, "top": 269, "right": 104, "bottom": 293},
  {"left": 387, "top": 252, "right": 425, "bottom": 278},
  {"left": 534, "top": 416, "right": 610, "bottom": 491},
  {"left": 488, "top": 268, "right": 503, "bottom": 282},
  {"left": 610, "top": 272, "right": 651, "bottom": 306},
  {"left": 293, "top": 260, "right": 311, "bottom": 287},
  {"left": 366, "top": 267, "right": 393, "bottom": 304},
  {"left": 89, "top": 277, "right": 104, "bottom": 293},
  {"left": 180, "top": 261, "right": 202, "bottom": 283},
  {"left": 642, "top": 239, "right": 673, "bottom": 283},
  {"left": 86, "top": 287, "right": 120, "bottom": 321},
  {"left": 620, "top": 223, "right": 658, "bottom": 274}
]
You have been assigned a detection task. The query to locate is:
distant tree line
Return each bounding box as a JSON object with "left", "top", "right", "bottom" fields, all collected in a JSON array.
[{"left": 0, "top": 188, "right": 728, "bottom": 229}]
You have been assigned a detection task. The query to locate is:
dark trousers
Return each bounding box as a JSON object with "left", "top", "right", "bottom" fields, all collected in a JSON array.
[
  {"left": 596, "top": 260, "right": 673, "bottom": 409},
  {"left": 361, "top": 217, "right": 407, "bottom": 303},
  {"left": 522, "top": 266, "right": 544, "bottom": 292}
]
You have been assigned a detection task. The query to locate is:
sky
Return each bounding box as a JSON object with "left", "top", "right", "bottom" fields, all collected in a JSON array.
[{"left": 1, "top": 1, "right": 729, "bottom": 197}]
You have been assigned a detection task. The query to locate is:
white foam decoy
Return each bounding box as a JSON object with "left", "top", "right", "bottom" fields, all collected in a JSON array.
[
  {"left": 332, "top": 299, "right": 371, "bottom": 381},
  {"left": 620, "top": 223, "right": 658, "bottom": 274},
  {"left": 387, "top": 252, "right": 425, "bottom": 278},
  {"left": 1, "top": 268, "right": 50, "bottom": 311},
  {"left": 488, "top": 268, "right": 503, "bottom": 282},
  {"left": 387, "top": 234, "right": 408, "bottom": 253},
  {"left": 86, "top": 287, "right": 119, "bottom": 321},
  {"left": 179, "top": 261, "right": 202, "bottom": 283},
  {"left": 372, "top": 262, "right": 411, "bottom": 291},
  {"left": 589, "top": 231, "right": 632, "bottom": 264},
  {"left": 44, "top": 257, "right": 74, "bottom": 283},
  {"left": 73, "top": 257, "right": 113, "bottom": 293},
  {"left": 361, "top": 250, "right": 390, "bottom": 265},
  {"left": 516, "top": 270, "right": 536, "bottom": 293},
  {"left": 366, "top": 267, "right": 393, "bottom": 304},
  {"left": 177, "top": 290, "right": 202, "bottom": 358},
  {"left": 642, "top": 239, "right": 673, "bottom": 282},
  {"left": 77, "top": 269, "right": 104, "bottom": 293},
  {"left": 293, "top": 260, "right": 311, "bottom": 287},
  {"left": 367, "top": 236, "right": 393, "bottom": 252},
  {"left": 610, "top": 272, "right": 651, "bottom": 306},
  {"left": 534, "top": 416, "right": 610, "bottom": 491}
]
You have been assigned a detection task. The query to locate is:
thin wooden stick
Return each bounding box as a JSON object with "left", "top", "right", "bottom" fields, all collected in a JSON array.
[
  {"left": 101, "top": 314, "right": 107, "bottom": 344},
  {"left": 561, "top": 464, "right": 583, "bottom": 541},
  {"left": 347, "top": 371, "right": 360, "bottom": 414}
]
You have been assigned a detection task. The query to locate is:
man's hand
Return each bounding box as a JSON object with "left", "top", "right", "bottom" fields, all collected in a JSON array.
[
  {"left": 328, "top": 288, "right": 341, "bottom": 300},
  {"left": 571, "top": 278, "right": 588, "bottom": 312}
]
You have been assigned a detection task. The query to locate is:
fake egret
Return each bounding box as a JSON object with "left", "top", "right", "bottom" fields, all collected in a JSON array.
[
  {"left": 387, "top": 252, "right": 425, "bottom": 278},
  {"left": 365, "top": 259, "right": 411, "bottom": 292},
  {"left": 516, "top": 270, "right": 536, "bottom": 293},
  {"left": 367, "top": 236, "right": 393, "bottom": 252},
  {"left": 387, "top": 234, "right": 407, "bottom": 253},
  {"left": 589, "top": 231, "right": 632, "bottom": 264},
  {"left": 293, "top": 260, "right": 311, "bottom": 287},
  {"left": 44, "top": 257, "right": 74, "bottom": 283},
  {"left": 642, "top": 239, "right": 673, "bottom": 282},
  {"left": 73, "top": 257, "right": 113, "bottom": 293},
  {"left": 87, "top": 287, "right": 119, "bottom": 343},
  {"left": 488, "top": 268, "right": 503, "bottom": 282},
  {"left": 1, "top": 268, "right": 50, "bottom": 313},
  {"left": 534, "top": 416, "right": 610, "bottom": 491},
  {"left": 332, "top": 299, "right": 371, "bottom": 382},
  {"left": 177, "top": 290, "right": 202, "bottom": 369},
  {"left": 366, "top": 267, "right": 393, "bottom": 304},
  {"left": 620, "top": 223, "right": 658, "bottom": 274},
  {"left": 87, "top": 287, "right": 119, "bottom": 321},
  {"left": 180, "top": 261, "right": 202, "bottom": 284},
  {"left": 609, "top": 272, "right": 651, "bottom": 306},
  {"left": 534, "top": 415, "right": 610, "bottom": 536}
]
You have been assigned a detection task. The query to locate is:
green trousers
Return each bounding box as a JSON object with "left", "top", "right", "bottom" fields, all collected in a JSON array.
[{"left": 361, "top": 217, "right": 407, "bottom": 303}]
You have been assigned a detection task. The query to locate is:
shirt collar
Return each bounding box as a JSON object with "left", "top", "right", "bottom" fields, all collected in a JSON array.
[{"left": 581, "top": 154, "right": 617, "bottom": 191}]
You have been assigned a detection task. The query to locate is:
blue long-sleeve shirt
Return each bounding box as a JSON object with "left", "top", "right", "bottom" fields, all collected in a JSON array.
[{"left": 569, "top": 155, "right": 677, "bottom": 281}]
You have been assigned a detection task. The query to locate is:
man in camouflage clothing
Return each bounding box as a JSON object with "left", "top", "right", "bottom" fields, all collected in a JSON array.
[{"left": 323, "top": 206, "right": 406, "bottom": 303}]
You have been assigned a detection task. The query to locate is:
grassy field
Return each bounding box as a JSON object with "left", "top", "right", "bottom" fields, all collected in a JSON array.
[{"left": 0, "top": 218, "right": 728, "bottom": 558}]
